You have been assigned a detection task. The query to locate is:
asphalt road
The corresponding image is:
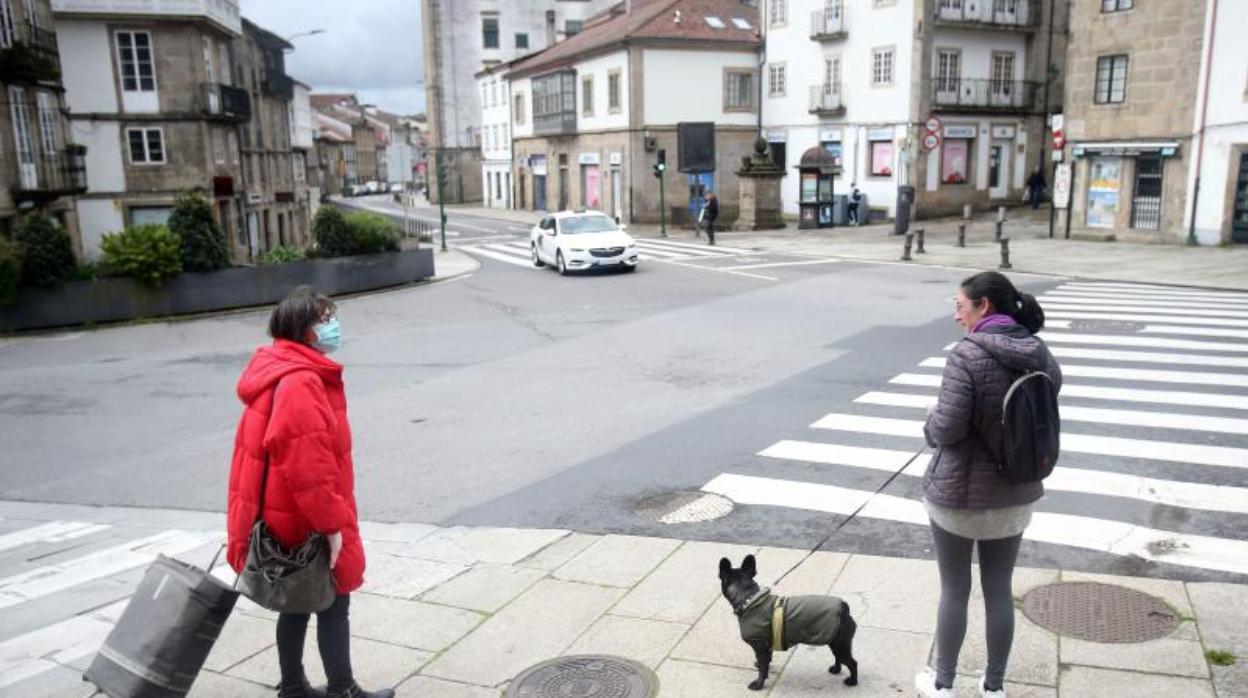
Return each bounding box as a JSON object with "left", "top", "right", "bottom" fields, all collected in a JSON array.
[{"left": 3, "top": 199, "right": 1247, "bottom": 583}]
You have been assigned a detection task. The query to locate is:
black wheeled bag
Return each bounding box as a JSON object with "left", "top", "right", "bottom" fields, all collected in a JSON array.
[{"left": 84, "top": 552, "right": 239, "bottom": 698}]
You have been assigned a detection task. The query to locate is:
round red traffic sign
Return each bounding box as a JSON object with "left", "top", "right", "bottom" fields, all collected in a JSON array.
[
  {"left": 925, "top": 116, "right": 943, "bottom": 134},
  {"left": 923, "top": 133, "right": 941, "bottom": 151}
]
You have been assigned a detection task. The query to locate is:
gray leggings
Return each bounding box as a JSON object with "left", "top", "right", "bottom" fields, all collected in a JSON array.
[{"left": 930, "top": 521, "right": 1023, "bottom": 691}]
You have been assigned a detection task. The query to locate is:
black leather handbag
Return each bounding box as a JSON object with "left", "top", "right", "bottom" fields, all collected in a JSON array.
[{"left": 236, "top": 444, "right": 337, "bottom": 614}]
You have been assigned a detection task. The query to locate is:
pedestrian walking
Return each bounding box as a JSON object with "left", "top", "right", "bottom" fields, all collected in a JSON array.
[
  {"left": 1026, "top": 167, "right": 1046, "bottom": 209},
  {"left": 227, "top": 286, "right": 394, "bottom": 698},
  {"left": 848, "top": 185, "right": 862, "bottom": 226},
  {"left": 915, "top": 272, "right": 1061, "bottom": 698},
  {"left": 704, "top": 190, "right": 719, "bottom": 245}
]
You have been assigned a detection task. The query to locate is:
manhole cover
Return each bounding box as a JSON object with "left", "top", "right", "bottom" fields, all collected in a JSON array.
[
  {"left": 1022, "top": 582, "right": 1179, "bottom": 643},
  {"left": 634, "top": 491, "right": 733, "bottom": 524},
  {"left": 1067, "top": 319, "right": 1145, "bottom": 333},
  {"left": 506, "top": 655, "right": 658, "bottom": 698}
]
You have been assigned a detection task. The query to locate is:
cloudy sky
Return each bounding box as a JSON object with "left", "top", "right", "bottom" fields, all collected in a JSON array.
[{"left": 240, "top": 0, "right": 425, "bottom": 115}]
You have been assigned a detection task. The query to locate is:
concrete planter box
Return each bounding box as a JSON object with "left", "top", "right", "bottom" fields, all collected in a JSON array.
[{"left": 1, "top": 248, "right": 435, "bottom": 332}]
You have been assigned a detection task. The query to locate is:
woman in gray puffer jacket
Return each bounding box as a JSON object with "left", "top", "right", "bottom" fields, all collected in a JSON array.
[{"left": 915, "top": 271, "right": 1061, "bottom": 698}]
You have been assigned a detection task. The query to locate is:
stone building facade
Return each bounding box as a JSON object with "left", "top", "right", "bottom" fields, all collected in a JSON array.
[
  {"left": 0, "top": 0, "right": 86, "bottom": 247},
  {"left": 1060, "top": 0, "right": 1206, "bottom": 241}
]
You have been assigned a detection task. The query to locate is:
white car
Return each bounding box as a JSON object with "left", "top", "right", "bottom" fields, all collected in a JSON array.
[{"left": 530, "top": 211, "right": 638, "bottom": 275}]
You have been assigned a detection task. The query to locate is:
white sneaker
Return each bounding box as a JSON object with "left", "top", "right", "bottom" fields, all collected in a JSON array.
[
  {"left": 979, "top": 675, "right": 1006, "bottom": 697},
  {"left": 914, "top": 667, "right": 953, "bottom": 697}
]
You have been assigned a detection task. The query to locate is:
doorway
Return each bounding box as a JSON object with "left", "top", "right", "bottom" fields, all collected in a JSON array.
[
  {"left": 1130, "top": 156, "right": 1163, "bottom": 231},
  {"left": 581, "top": 164, "right": 601, "bottom": 209},
  {"left": 558, "top": 154, "right": 569, "bottom": 211},
  {"left": 988, "top": 142, "right": 1009, "bottom": 199},
  {"left": 534, "top": 175, "right": 547, "bottom": 211},
  {"left": 1234, "top": 153, "right": 1248, "bottom": 243},
  {"left": 688, "top": 172, "right": 714, "bottom": 225}
]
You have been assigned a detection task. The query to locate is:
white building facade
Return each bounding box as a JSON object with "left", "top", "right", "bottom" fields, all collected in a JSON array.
[
  {"left": 478, "top": 63, "right": 513, "bottom": 209},
  {"left": 762, "top": 0, "right": 1064, "bottom": 221}
]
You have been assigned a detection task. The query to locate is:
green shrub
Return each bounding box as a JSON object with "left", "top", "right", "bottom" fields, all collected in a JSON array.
[
  {"left": 72, "top": 261, "right": 100, "bottom": 281},
  {"left": 261, "top": 245, "right": 307, "bottom": 265},
  {"left": 343, "top": 211, "right": 400, "bottom": 254},
  {"left": 0, "top": 237, "right": 21, "bottom": 307},
  {"left": 312, "top": 206, "right": 353, "bottom": 256},
  {"left": 14, "top": 213, "right": 76, "bottom": 287},
  {"left": 170, "top": 192, "right": 230, "bottom": 272},
  {"left": 100, "top": 224, "right": 182, "bottom": 286}
]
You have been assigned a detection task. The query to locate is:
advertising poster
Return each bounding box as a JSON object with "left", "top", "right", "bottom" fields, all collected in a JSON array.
[{"left": 1086, "top": 157, "right": 1121, "bottom": 228}]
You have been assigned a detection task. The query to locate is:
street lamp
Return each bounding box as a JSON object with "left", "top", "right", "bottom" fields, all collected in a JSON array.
[{"left": 284, "top": 29, "right": 326, "bottom": 42}]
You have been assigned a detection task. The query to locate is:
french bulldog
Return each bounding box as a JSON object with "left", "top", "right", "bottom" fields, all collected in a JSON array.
[{"left": 719, "top": 554, "right": 858, "bottom": 691}]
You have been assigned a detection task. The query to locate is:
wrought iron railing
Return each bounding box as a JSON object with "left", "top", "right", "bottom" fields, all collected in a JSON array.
[
  {"left": 202, "top": 82, "right": 252, "bottom": 121},
  {"left": 7, "top": 147, "right": 88, "bottom": 198},
  {"left": 809, "top": 84, "right": 845, "bottom": 114},
  {"left": 809, "top": 4, "right": 848, "bottom": 39},
  {"left": 933, "top": 0, "right": 1037, "bottom": 28},
  {"left": 929, "top": 78, "right": 1037, "bottom": 111}
]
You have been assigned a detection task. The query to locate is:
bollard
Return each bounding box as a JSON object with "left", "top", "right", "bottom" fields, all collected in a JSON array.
[
  {"left": 999, "top": 238, "right": 1013, "bottom": 269},
  {"left": 963, "top": 204, "right": 973, "bottom": 220},
  {"left": 957, "top": 224, "right": 967, "bottom": 248},
  {"left": 916, "top": 227, "right": 926, "bottom": 254},
  {"left": 901, "top": 233, "right": 914, "bottom": 261},
  {"left": 994, "top": 221, "right": 1004, "bottom": 241}
]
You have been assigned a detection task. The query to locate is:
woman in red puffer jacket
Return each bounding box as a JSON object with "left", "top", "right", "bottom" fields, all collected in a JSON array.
[{"left": 226, "top": 286, "right": 392, "bottom": 698}]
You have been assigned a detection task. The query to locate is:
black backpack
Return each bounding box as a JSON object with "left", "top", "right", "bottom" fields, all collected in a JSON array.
[{"left": 998, "top": 369, "right": 1061, "bottom": 482}]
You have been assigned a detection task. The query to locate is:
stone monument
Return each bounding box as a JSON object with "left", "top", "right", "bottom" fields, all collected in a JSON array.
[{"left": 733, "top": 138, "right": 786, "bottom": 231}]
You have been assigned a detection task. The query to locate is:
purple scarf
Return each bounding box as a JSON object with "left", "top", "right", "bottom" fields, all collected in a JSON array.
[{"left": 971, "top": 313, "right": 1016, "bottom": 334}]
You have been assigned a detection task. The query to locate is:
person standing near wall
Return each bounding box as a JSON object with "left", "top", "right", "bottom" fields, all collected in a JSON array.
[{"left": 704, "top": 190, "right": 719, "bottom": 246}]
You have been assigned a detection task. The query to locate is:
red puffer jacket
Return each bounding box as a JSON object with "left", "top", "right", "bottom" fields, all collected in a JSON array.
[{"left": 226, "top": 339, "right": 365, "bottom": 593}]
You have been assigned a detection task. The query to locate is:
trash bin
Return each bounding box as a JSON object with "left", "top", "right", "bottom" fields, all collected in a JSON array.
[
  {"left": 894, "top": 186, "right": 915, "bottom": 234},
  {"left": 833, "top": 194, "right": 849, "bottom": 225}
]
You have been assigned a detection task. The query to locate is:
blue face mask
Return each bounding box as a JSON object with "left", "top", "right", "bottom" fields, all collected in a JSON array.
[{"left": 312, "top": 317, "right": 342, "bottom": 354}]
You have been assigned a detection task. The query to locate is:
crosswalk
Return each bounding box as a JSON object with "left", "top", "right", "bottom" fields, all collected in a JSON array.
[
  {"left": 459, "top": 237, "right": 755, "bottom": 268},
  {"left": 701, "top": 280, "right": 1248, "bottom": 578}
]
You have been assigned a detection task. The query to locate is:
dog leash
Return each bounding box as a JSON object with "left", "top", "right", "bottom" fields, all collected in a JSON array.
[{"left": 768, "top": 444, "right": 930, "bottom": 586}]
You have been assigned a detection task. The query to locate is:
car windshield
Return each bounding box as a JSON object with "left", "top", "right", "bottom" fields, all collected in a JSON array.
[{"left": 560, "top": 215, "right": 618, "bottom": 234}]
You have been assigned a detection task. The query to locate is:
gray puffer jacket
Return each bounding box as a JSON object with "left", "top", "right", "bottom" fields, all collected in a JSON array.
[{"left": 922, "top": 322, "right": 1062, "bottom": 509}]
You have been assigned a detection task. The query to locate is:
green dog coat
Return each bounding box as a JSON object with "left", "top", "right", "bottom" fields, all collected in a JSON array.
[{"left": 737, "top": 588, "right": 845, "bottom": 652}]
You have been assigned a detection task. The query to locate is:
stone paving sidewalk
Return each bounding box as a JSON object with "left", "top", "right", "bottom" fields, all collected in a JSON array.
[{"left": 54, "top": 522, "right": 1239, "bottom": 698}]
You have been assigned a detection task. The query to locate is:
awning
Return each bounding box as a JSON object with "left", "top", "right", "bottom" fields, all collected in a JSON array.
[{"left": 1073, "top": 141, "right": 1180, "bottom": 158}]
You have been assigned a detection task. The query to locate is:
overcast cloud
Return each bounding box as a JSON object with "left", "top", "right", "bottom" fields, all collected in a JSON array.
[{"left": 240, "top": 0, "right": 424, "bottom": 115}]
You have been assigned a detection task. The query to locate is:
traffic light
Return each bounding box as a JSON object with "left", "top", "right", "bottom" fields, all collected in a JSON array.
[{"left": 652, "top": 149, "right": 667, "bottom": 178}]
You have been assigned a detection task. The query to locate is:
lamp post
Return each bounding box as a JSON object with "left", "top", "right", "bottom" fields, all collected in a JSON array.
[{"left": 284, "top": 29, "right": 326, "bottom": 43}]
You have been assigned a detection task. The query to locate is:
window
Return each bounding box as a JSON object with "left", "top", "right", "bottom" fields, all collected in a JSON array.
[
  {"left": 935, "top": 48, "right": 960, "bottom": 92},
  {"left": 203, "top": 37, "right": 215, "bottom": 84},
  {"left": 991, "top": 52, "right": 1015, "bottom": 86},
  {"left": 724, "top": 69, "right": 756, "bottom": 112},
  {"left": 1095, "top": 54, "right": 1128, "bottom": 104},
  {"left": 130, "top": 206, "right": 173, "bottom": 226},
  {"left": 565, "top": 20, "right": 583, "bottom": 36},
  {"left": 1101, "top": 0, "right": 1133, "bottom": 11},
  {"left": 219, "top": 44, "right": 231, "bottom": 85},
  {"left": 870, "top": 140, "right": 894, "bottom": 176},
  {"left": 823, "top": 56, "right": 841, "bottom": 92},
  {"left": 731, "top": 17, "right": 752, "bottom": 30},
  {"left": 705, "top": 16, "right": 725, "bottom": 29},
  {"left": 769, "top": 0, "right": 786, "bottom": 26},
  {"left": 769, "top": 140, "right": 786, "bottom": 170},
  {"left": 872, "top": 48, "right": 894, "bottom": 86},
  {"left": 482, "top": 16, "right": 499, "bottom": 49},
  {"left": 514, "top": 93, "right": 526, "bottom": 124},
  {"left": 127, "top": 127, "right": 165, "bottom": 164},
  {"left": 873, "top": 0, "right": 897, "bottom": 6},
  {"left": 607, "top": 69, "right": 621, "bottom": 113},
  {"left": 481, "top": 82, "right": 488, "bottom": 107},
  {"left": 0, "top": 0, "right": 14, "bottom": 49},
  {"left": 515, "top": 32, "right": 529, "bottom": 49},
  {"left": 36, "top": 91, "right": 57, "bottom": 155},
  {"left": 769, "top": 63, "right": 786, "bottom": 98},
  {"left": 581, "top": 75, "right": 594, "bottom": 117},
  {"left": 941, "top": 139, "right": 970, "bottom": 184},
  {"left": 116, "top": 31, "right": 156, "bottom": 92}
]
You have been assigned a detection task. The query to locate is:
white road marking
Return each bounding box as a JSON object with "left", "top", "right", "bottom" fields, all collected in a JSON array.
[
  {"left": 888, "top": 372, "right": 1248, "bottom": 411},
  {"left": 1047, "top": 346, "right": 1248, "bottom": 369},
  {"left": 0, "top": 530, "right": 216, "bottom": 610},
  {"left": 647, "top": 257, "right": 778, "bottom": 281},
  {"left": 920, "top": 357, "right": 1248, "bottom": 388},
  {"left": 462, "top": 245, "right": 532, "bottom": 267},
  {"left": 760, "top": 440, "right": 1248, "bottom": 515},
  {"left": 1042, "top": 302, "right": 1248, "bottom": 320},
  {"left": 1046, "top": 310, "right": 1248, "bottom": 329},
  {"left": 0, "top": 614, "right": 115, "bottom": 690},
  {"left": 1038, "top": 331, "right": 1248, "bottom": 353},
  {"left": 809, "top": 412, "right": 1248, "bottom": 469},
  {"left": 1040, "top": 295, "right": 1248, "bottom": 313},
  {"left": 1045, "top": 291, "right": 1248, "bottom": 308},
  {"left": 702, "top": 474, "right": 1248, "bottom": 576},
  {"left": 855, "top": 391, "right": 1248, "bottom": 435},
  {"left": 638, "top": 238, "right": 754, "bottom": 255},
  {"left": 1059, "top": 282, "right": 1248, "bottom": 300},
  {"left": 718, "top": 259, "right": 840, "bottom": 271},
  {"left": 0, "top": 521, "right": 112, "bottom": 553},
  {"left": 1045, "top": 320, "right": 1248, "bottom": 340}
]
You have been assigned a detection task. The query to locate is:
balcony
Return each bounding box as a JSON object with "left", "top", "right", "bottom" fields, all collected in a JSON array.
[
  {"left": 930, "top": 78, "right": 1038, "bottom": 113},
  {"left": 0, "top": 22, "right": 62, "bottom": 82},
  {"left": 809, "top": 84, "right": 846, "bottom": 117},
  {"left": 933, "top": 0, "right": 1037, "bottom": 31},
  {"left": 532, "top": 70, "right": 578, "bottom": 137},
  {"left": 809, "top": 4, "right": 848, "bottom": 41},
  {"left": 263, "top": 73, "right": 294, "bottom": 100},
  {"left": 50, "top": 0, "right": 242, "bottom": 36},
  {"left": 202, "top": 82, "right": 251, "bottom": 121},
  {"left": 7, "top": 147, "right": 88, "bottom": 201}
]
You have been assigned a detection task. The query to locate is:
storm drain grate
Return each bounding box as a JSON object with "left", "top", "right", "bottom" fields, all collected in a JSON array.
[
  {"left": 1021, "top": 582, "right": 1179, "bottom": 643},
  {"left": 506, "top": 655, "right": 658, "bottom": 698},
  {"left": 634, "top": 491, "right": 733, "bottom": 524}
]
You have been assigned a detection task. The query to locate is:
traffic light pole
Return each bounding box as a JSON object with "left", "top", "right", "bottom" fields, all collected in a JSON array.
[
  {"left": 658, "top": 171, "right": 667, "bottom": 238},
  {"left": 436, "top": 149, "right": 447, "bottom": 253}
]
